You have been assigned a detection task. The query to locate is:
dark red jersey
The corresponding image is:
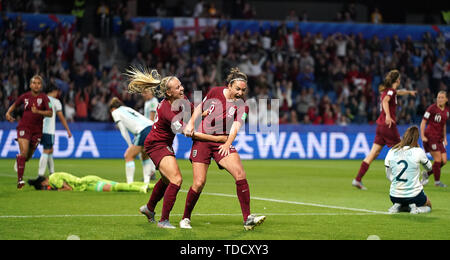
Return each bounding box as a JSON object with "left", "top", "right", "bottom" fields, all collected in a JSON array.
[
  {"left": 423, "top": 103, "right": 449, "bottom": 141},
  {"left": 14, "top": 92, "right": 51, "bottom": 132},
  {"left": 146, "top": 97, "right": 193, "bottom": 146},
  {"left": 199, "top": 86, "right": 249, "bottom": 135},
  {"left": 376, "top": 88, "right": 397, "bottom": 126}
]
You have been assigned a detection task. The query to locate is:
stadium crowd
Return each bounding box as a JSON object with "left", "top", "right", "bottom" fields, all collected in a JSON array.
[{"left": 1, "top": 3, "right": 449, "bottom": 125}]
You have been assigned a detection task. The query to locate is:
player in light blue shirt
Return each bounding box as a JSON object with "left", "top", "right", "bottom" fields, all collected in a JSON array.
[
  {"left": 385, "top": 126, "right": 433, "bottom": 214},
  {"left": 109, "top": 97, "right": 155, "bottom": 184},
  {"left": 38, "top": 84, "right": 72, "bottom": 177}
]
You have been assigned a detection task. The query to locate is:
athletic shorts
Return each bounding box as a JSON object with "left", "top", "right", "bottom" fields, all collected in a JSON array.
[
  {"left": 145, "top": 142, "right": 175, "bottom": 170},
  {"left": 189, "top": 140, "right": 237, "bottom": 169},
  {"left": 423, "top": 139, "right": 447, "bottom": 154},
  {"left": 374, "top": 124, "right": 401, "bottom": 148},
  {"left": 134, "top": 126, "right": 152, "bottom": 146},
  {"left": 390, "top": 190, "right": 428, "bottom": 207},
  {"left": 16, "top": 127, "right": 42, "bottom": 149},
  {"left": 40, "top": 133, "right": 55, "bottom": 150}
]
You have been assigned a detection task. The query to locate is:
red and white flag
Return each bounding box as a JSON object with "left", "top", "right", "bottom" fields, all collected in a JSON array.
[{"left": 173, "top": 17, "right": 219, "bottom": 35}]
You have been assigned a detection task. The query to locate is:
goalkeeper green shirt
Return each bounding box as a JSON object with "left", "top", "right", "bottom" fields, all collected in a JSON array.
[{"left": 49, "top": 172, "right": 106, "bottom": 191}]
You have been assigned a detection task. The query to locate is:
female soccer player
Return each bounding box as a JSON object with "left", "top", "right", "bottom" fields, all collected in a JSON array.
[
  {"left": 124, "top": 67, "right": 226, "bottom": 229},
  {"left": 181, "top": 67, "right": 266, "bottom": 230},
  {"left": 27, "top": 172, "right": 152, "bottom": 193},
  {"left": 353, "top": 69, "right": 417, "bottom": 190},
  {"left": 385, "top": 126, "right": 432, "bottom": 214},
  {"left": 420, "top": 91, "right": 449, "bottom": 188},
  {"left": 38, "top": 84, "right": 72, "bottom": 178},
  {"left": 109, "top": 97, "right": 156, "bottom": 184},
  {"left": 5, "top": 75, "right": 53, "bottom": 189}
]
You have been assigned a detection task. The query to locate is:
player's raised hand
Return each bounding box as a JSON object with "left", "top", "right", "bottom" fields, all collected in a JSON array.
[{"left": 218, "top": 143, "right": 231, "bottom": 157}]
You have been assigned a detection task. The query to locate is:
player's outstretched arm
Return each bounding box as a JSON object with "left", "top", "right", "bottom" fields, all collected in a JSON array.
[
  {"left": 5, "top": 103, "right": 16, "bottom": 122},
  {"left": 192, "top": 132, "right": 227, "bottom": 143}
]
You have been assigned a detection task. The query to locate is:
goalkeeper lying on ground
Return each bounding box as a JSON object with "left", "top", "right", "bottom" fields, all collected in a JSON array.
[{"left": 27, "top": 172, "right": 154, "bottom": 193}]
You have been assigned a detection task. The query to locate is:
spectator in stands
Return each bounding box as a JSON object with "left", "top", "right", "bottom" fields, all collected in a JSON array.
[
  {"left": 75, "top": 89, "right": 89, "bottom": 121},
  {"left": 371, "top": 8, "right": 383, "bottom": 24}
]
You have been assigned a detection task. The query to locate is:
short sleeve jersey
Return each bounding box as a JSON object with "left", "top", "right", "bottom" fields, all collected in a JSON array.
[
  {"left": 14, "top": 91, "right": 52, "bottom": 132},
  {"left": 147, "top": 97, "right": 194, "bottom": 146},
  {"left": 42, "top": 96, "right": 62, "bottom": 135},
  {"left": 385, "top": 146, "right": 431, "bottom": 198},
  {"left": 111, "top": 106, "right": 153, "bottom": 135},
  {"left": 376, "top": 88, "right": 397, "bottom": 126},
  {"left": 200, "top": 86, "right": 249, "bottom": 135},
  {"left": 144, "top": 97, "right": 159, "bottom": 119},
  {"left": 423, "top": 104, "right": 449, "bottom": 142}
]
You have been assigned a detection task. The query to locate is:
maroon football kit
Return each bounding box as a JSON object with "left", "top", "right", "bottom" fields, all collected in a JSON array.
[
  {"left": 423, "top": 104, "right": 449, "bottom": 153},
  {"left": 374, "top": 88, "right": 401, "bottom": 147}
]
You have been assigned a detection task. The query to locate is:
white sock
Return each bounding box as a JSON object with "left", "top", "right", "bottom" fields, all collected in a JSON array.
[
  {"left": 47, "top": 154, "right": 55, "bottom": 174},
  {"left": 142, "top": 159, "right": 155, "bottom": 184},
  {"left": 125, "top": 161, "right": 135, "bottom": 184},
  {"left": 38, "top": 153, "right": 49, "bottom": 177}
]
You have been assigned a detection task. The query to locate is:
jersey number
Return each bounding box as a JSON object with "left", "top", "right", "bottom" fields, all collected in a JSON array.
[{"left": 396, "top": 160, "right": 408, "bottom": 183}]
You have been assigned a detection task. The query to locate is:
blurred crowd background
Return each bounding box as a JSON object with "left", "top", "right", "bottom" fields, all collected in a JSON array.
[{"left": 1, "top": 0, "right": 449, "bottom": 126}]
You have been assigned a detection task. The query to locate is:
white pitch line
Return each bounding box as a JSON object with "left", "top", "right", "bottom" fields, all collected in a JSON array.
[
  {"left": 0, "top": 212, "right": 382, "bottom": 219},
  {"left": 0, "top": 173, "right": 389, "bottom": 215}
]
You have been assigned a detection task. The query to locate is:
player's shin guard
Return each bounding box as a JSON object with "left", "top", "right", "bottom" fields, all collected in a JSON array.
[
  {"left": 125, "top": 161, "right": 135, "bottom": 183},
  {"left": 160, "top": 183, "right": 180, "bottom": 221},
  {"left": 147, "top": 179, "right": 169, "bottom": 212},
  {"left": 142, "top": 159, "right": 154, "bottom": 184},
  {"left": 16, "top": 155, "right": 26, "bottom": 182},
  {"left": 38, "top": 153, "right": 49, "bottom": 177},
  {"left": 183, "top": 187, "right": 201, "bottom": 220},
  {"left": 433, "top": 162, "right": 442, "bottom": 182},
  {"left": 236, "top": 179, "right": 251, "bottom": 222}
]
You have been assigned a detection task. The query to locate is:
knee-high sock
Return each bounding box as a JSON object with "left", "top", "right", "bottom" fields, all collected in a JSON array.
[
  {"left": 236, "top": 179, "right": 251, "bottom": 222},
  {"left": 113, "top": 183, "right": 142, "bottom": 192},
  {"left": 47, "top": 154, "right": 54, "bottom": 174},
  {"left": 38, "top": 153, "right": 49, "bottom": 177},
  {"left": 147, "top": 179, "right": 169, "bottom": 212},
  {"left": 125, "top": 161, "right": 135, "bottom": 184},
  {"left": 356, "top": 161, "right": 369, "bottom": 182},
  {"left": 160, "top": 183, "right": 181, "bottom": 221},
  {"left": 16, "top": 155, "right": 26, "bottom": 182},
  {"left": 183, "top": 187, "right": 201, "bottom": 220},
  {"left": 432, "top": 162, "right": 442, "bottom": 182},
  {"left": 142, "top": 159, "right": 155, "bottom": 184}
]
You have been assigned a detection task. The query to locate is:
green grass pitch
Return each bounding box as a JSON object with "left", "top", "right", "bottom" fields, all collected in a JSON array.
[{"left": 0, "top": 159, "right": 449, "bottom": 240}]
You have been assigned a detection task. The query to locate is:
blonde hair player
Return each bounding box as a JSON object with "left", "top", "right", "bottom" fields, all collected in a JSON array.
[{"left": 125, "top": 67, "right": 227, "bottom": 228}]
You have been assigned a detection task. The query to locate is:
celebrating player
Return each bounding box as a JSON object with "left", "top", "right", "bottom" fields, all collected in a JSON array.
[
  {"left": 385, "top": 126, "right": 432, "bottom": 214},
  {"left": 38, "top": 84, "right": 72, "bottom": 178},
  {"left": 353, "top": 69, "right": 417, "bottom": 190},
  {"left": 5, "top": 75, "right": 53, "bottom": 189},
  {"left": 27, "top": 172, "right": 152, "bottom": 193},
  {"left": 181, "top": 67, "right": 266, "bottom": 230},
  {"left": 420, "top": 91, "right": 449, "bottom": 188},
  {"left": 124, "top": 67, "right": 226, "bottom": 229},
  {"left": 109, "top": 97, "right": 156, "bottom": 184}
]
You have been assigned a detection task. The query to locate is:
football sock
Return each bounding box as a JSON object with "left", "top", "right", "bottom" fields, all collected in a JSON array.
[
  {"left": 47, "top": 154, "right": 54, "bottom": 174},
  {"left": 356, "top": 161, "right": 370, "bottom": 182},
  {"left": 38, "top": 153, "right": 49, "bottom": 177},
  {"left": 147, "top": 179, "right": 169, "bottom": 212},
  {"left": 160, "top": 183, "right": 180, "bottom": 221},
  {"left": 432, "top": 162, "right": 441, "bottom": 181},
  {"left": 183, "top": 187, "right": 201, "bottom": 219},
  {"left": 125, "top": 161, "right": 135, "bottom": 183},
  {"left": 113, "top": 183, "right": 142, "bottom": 192},
  {"left": 236, "top": 179, "right": 251, "bottom": 222},
  {"left": 16, "top": 155, "right": 26, "bottom": 182},
  {"left": 142, "top": 159, "right": 154, "bottom": 184}
]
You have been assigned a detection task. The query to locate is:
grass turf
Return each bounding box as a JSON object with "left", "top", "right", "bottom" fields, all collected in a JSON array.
[{"left": 0, "top": 159, "right": 449, "bottom": 240}]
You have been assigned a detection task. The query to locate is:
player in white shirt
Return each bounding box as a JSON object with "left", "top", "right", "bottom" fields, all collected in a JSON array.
[
  {"left": 142, "top": 88, "right": 159, "bottom": 122},
  {"left": 109, "top": 97, "right": 156, "bottom": 184},
  {"left": 38, "top": 84, "right": 72, "bottom": 177},
  {"left": 384, "top": 126, "right": 433, "bottom": 214}
]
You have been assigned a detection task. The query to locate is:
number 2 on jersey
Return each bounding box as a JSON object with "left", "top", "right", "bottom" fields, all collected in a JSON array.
[{"left": 396, "top": 160, "right": 408, "bottom": 182}]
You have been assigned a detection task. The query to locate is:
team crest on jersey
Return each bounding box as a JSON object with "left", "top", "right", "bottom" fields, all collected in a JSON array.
[
  {"left": 19, "top": 130, "right": 25, "bottom": 136},
  {"left": 192, "top": 150, "right": 198, "bottom": 158},
  {"left": 227, "top": 106, "right": 236, "bottom": 118}
]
